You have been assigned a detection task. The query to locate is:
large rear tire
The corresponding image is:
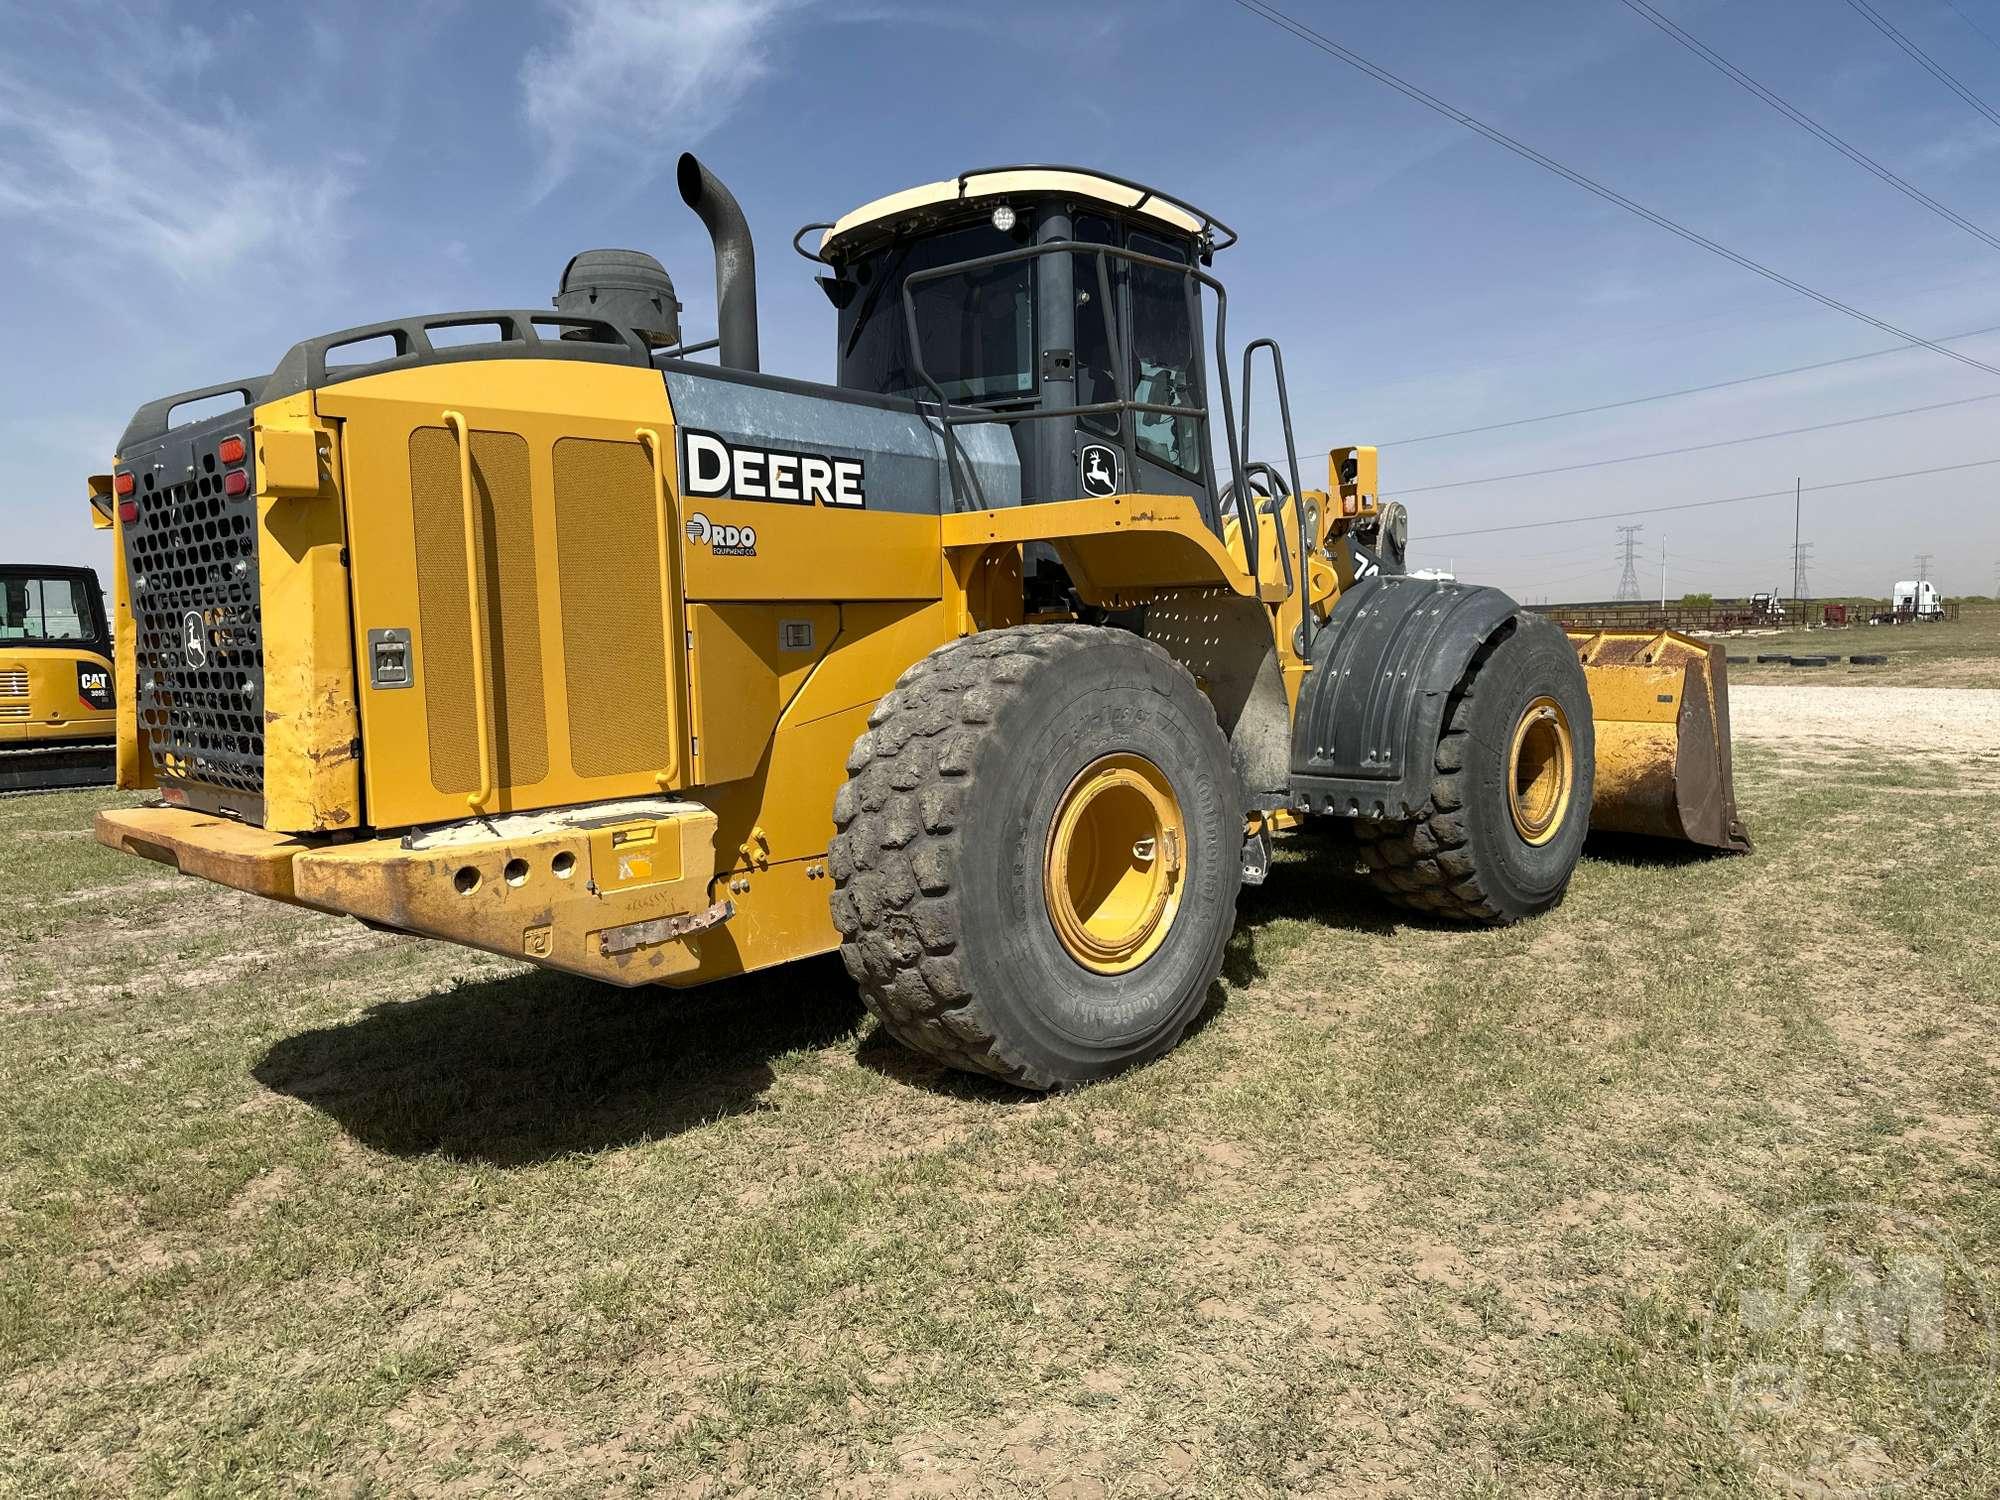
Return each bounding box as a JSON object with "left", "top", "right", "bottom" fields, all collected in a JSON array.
[
  {"left": 830, "top": 625, "right": 1241, "bottom": 1091},
  {"left": 1355, "top": 613, "right": 1594, "bottom": 924}
]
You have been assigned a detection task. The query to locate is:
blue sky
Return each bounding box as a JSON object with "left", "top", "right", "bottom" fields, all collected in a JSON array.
[{"left": 4, "top": 0, "right": 1999, "bottom": 601}]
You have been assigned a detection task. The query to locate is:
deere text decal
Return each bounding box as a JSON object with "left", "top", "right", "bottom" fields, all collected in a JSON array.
[{"left": 682, "top": 430, "right": 865, "bottom": 507}]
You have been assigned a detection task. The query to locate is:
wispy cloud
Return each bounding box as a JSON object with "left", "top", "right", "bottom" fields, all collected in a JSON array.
[
  {"left": 0, "top": 6, "right": 354, "bottom": 283},
  {"left": 520, "top": 0, "right": 797, "bottom": 195}
]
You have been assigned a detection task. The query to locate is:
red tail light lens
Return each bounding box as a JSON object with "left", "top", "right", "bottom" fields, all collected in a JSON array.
[
  {"left": 218, "top": 435, "right": 246, "bottom": 466},
  {"left": 114, "top": 471, "right": 136, "bottom": 496},
  {"left": 118, "top": 499, "right": 139, "bottom": 524},
  {"left": 224, "top": 469, "right": 249, "bottom": 497}
]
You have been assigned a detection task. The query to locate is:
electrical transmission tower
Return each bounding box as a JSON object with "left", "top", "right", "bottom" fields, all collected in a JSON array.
[
  {"left": 1915, "top": 552, "right": 1934, "bottom": 582},
  {"left": 1791, "top": 540, "right": 1814, "bottom": 602},
  {"left": 1614, "top": 524, "right": 1645, "bottom": 601}
]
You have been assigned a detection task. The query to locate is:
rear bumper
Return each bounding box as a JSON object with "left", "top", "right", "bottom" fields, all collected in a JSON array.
[
  {"left": 95, "top": 799, "right": 725, "bottom": 984},
  {"left": 96, "top": 806, "right": 311, "bottom": 901}
]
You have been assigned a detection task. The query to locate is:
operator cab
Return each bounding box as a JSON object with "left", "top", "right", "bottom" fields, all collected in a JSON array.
[
  {"left": 805, "top": 169, "right": 1238, "bottom": 526},
  {"left": 1, "top": 566, "right": 110, "bottom": 654}
]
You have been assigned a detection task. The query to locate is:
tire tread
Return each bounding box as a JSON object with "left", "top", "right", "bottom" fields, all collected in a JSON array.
[{"left": 829, "top": 624, "right": 1212, "bottom": 1089}]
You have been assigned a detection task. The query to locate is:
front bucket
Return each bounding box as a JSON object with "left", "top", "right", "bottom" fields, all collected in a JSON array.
[{"left": 1567, "top": 628, "right": 1752, "bottom": 853}]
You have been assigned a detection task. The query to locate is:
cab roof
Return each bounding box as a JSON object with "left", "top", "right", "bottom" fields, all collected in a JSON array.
[{"left": 818, "top": 165, "right": 1235, "bottom": 259}]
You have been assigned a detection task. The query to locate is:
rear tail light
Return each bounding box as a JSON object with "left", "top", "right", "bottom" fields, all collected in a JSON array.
[
  {"left": 224, "top": 469, "right": 249, "bottom": 497},
  {"left": 118, "top": 499, "right": 139, "bottom": 524},
  {"left": 218, "top": 435, "right": 246, "bottom": 466},
  {"left": 115, "top": 471, "right": 136, "bottom": 496}
]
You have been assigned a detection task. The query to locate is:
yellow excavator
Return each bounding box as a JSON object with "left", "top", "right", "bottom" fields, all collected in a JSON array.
[
  {"left": 92, "top": 157, "right": 1747, "bottom": 1089},
  {"left": 1, "top": 563, "right": 116, "bottom": 792}
]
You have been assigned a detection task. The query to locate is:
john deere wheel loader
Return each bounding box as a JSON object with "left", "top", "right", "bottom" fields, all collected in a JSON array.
[
  {"left": 92, "top": 156, "right": 1748, "bottom": 1090},
  {"left": 0, "top": 562, "right": 115, "bottom": 792}
]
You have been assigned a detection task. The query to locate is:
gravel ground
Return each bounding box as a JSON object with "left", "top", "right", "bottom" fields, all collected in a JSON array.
[{"left": 1729, "top": 683, "right": 2000, "bottom": 757}]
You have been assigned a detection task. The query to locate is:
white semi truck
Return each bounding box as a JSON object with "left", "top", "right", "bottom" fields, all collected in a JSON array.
[{"left": 1890, "top": 580, "right": 1945, "bottom": 621}]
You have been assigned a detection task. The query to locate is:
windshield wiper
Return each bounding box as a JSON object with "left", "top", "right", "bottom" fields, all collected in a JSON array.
[{"left": 843, "top": 243, "right": 916, "bottom": 362}]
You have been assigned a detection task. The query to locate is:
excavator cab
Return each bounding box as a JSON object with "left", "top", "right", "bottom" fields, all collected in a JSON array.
[{"left": 0, "top": 563, "right": 116, "bottom": 791}]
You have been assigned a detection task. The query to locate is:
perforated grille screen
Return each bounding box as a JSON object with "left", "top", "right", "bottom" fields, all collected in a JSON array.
[
  {"left": 408, "top": 425, "right": 549, "bottom": 795},
  {"left": 553, "top": 437, "right": 670, "bottom": 778},
  {"left": 122, "top": 417, "right": 265, "bottom": 805}
]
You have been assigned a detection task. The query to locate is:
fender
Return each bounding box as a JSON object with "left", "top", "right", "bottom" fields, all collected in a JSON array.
[{"left": 1289, "top": 574, "right": 1520, "bottom": 821}]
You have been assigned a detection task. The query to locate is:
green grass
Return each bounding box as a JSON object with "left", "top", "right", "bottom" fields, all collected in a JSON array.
[
  {"left": 1719, "top": 599, "right": 2000, "bottom": 688},
  {"left": 2, "top": 745, "right": 1997, "bottom": 1495}
]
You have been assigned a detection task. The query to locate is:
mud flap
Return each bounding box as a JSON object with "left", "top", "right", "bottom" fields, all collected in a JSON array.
[{"left": 1568, "top": 629, "right": 1751, "bottom": 852}]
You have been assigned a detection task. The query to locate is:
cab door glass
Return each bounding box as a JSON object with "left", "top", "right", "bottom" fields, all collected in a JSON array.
[
  {"left": 1127, "top": 231, "right": 1202, "bottom": 476},
  {"left": 1072, "top": 214, "right": 1119, "bottom": 438}
]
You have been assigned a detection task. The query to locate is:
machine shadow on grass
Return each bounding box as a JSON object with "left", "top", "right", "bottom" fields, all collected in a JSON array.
[
  {"left": 855, "top": 831, "right": 1407, "bottom": 1099},
  {"left": 1224, "top": 829, "right": 1398, "bottom": 988},
  {"left": 1221, "top": 823, "right": 1727, "bottom": 987},
  {"left": 1581, "top": 830, "right": 1744, "bottom": 869},
  {"left": 254, "top": 824, "right": 1728, "bottom": 1156},
  {"left": 253, "top": 957, "right": 867, "bottom": 1167}
]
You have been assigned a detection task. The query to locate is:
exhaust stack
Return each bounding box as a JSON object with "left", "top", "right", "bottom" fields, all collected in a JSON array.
[{"left": 676, "top": 153, "right": 759, "bottom": 373}]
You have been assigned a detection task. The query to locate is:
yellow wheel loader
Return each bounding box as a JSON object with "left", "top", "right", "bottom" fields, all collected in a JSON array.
[
  {"left": 1, "top": 563, "right": 116, "bottom": 792},
  {"left": 92, "top": 157, "right": 1747, "bottom": 1089}
]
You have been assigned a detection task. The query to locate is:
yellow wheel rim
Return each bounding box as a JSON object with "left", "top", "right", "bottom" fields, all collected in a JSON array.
[
  {"left": 1507, "top": 695, "right": 1575, "bottom": 847},
  {"left": 1044, "top": 753, "right": 1187, "bottom": 974}
]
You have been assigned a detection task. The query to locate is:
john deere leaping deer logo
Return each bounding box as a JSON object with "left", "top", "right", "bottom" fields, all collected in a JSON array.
[
  {"left": 182, "top": 611, "right": 207, "bottom": 668},
  {"left": 1079, "top": 444, "right": 1119, "bottom": 498}
]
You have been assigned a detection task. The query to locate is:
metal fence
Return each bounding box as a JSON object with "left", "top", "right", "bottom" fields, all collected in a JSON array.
[{"left": 1528, "top": 599, "right": 1961, "bottom": 633}]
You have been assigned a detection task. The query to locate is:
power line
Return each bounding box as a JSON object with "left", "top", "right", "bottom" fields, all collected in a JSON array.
[
  {"left": 1390, "top": 388, "right": 2000, "bottom": 495},
  {"left": 1229, "top": 0, "right": 2000, "bottom": 380},
  {"left": 1843, "top": 0, "right": 2000, "bottom": 133},
  {"left": 1418, "top": 454, "right": 2000, "bottom": 540},
  {"left": 1947, "top": 0, "right": 2000, "bottom": 55},
  {"left": 1622, "top": 0, "right": 2000, "bottom": 253},
  {"left": 1377, "top": 323, "right": 2000, "bottom": 447}
]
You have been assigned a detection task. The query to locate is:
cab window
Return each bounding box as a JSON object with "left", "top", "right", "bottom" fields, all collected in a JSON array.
[
  {"left": 1, "top": 576, "right": 93, "bottom": 643},
  {"left": 1127, "top": 231, "right": 1202, "bottom": 477},
  {"left": 839, "top": 224, "right": 1033, "bottom": 403}
]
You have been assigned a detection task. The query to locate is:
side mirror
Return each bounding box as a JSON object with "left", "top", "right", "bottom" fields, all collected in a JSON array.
[{"left": 87, "top": 474, "right": 114, "bottom": 531}]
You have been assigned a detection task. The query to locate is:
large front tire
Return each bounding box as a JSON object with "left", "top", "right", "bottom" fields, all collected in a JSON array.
[
  {"left": 830, "top": 625, "right": 1241, "bottom": 1091},
  {"left": 1355, "top": 613, "right": 1595, "bottom": 924}
]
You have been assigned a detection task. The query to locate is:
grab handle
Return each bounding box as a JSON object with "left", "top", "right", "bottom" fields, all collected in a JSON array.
[
  {"left": 442, "top": 410, "right": 495, "bottom": 812},
  {"left": 635, "top": 427, "right": 681, "bottom": 789}
]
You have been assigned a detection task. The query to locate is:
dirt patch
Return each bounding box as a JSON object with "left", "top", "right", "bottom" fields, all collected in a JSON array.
[{"left": 1730, "top": 684, "right": 2000, "bottom": 757}]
